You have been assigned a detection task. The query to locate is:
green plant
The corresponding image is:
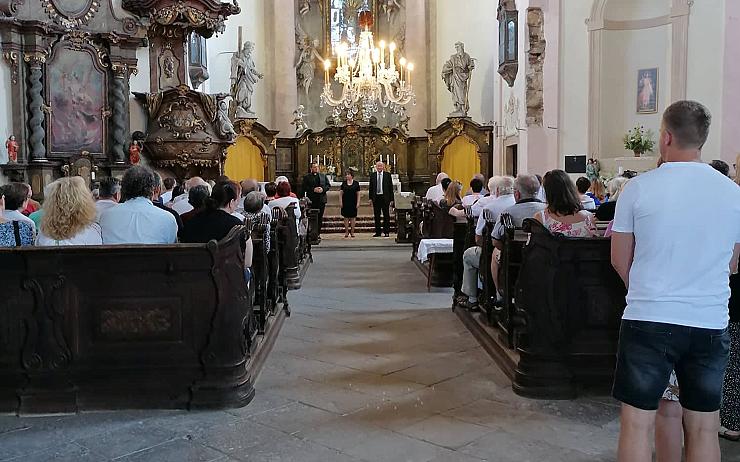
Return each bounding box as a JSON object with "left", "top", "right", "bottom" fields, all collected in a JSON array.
[{"left": 623, "top": 126, "right": 656, "bottom": 154}]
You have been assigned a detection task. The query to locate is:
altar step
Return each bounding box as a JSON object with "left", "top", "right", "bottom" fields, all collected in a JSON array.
[{"left": 322, "top": 215, "right": 397, "bottom": 234}]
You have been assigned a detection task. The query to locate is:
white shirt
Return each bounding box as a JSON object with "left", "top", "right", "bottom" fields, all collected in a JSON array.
[
  {"left": 2, "top": 210, "right": 35, "bottom": 233},
  {"left": 95, "top": 199, "right": 118, "bottom": 222},
  {"left": 462, "top": 194, "right": 481, "bottom": 208},
  {"left": 612, "top": 162, "right": 740, "bottom": 329},
  {"left": 37, "top": 223, "right": 103, "bottom": 246},
  {"left": 160, "top": 190, "right": 174, "bottom": 204},
  {"left": 170, "top": 194, "right": 193, "bottom": 215},
  {"left": 536, "top": 186, "right": 547, "bottom": 203},
  {"left": 269, "top": 196, "right": 302, "bottom": 230},
  {"left": 232, "top": 211, "right": 246, "bottom": 222},
  {"left": 100, "top": 196, "right": 178, "bottom": 244},
  {"left": 475, "top": 194, "right": 516, "bottom": 236},
  {"left": 471, "top": 194, "right": 494, "bottom": 218},
  {"left": 425, "top": 184, "right": 445, "bottom": 204},
  {"left": 580, "top": 195, "right": 596, "bottom": 211}
]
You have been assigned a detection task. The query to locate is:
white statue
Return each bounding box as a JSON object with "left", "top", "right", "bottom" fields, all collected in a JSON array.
[
  {"left": 217, "top": 99, "right": 236, "bottom": 139},
  {"left": 298, "top": 0, "right": 311, "bottom": 16},
  {"left": 397, "top": 106, "right": 410, "bottom": 135},
  {"left": 291, "top": 105, "right": 309, "bottom": 136},
  {"left": 295, "top": 23, "right": 325, "bottom": 96},
  {"left": 503, "top": 93, "right": 519, "bottom": 138},
  {"left": 230, "top": 41, "right": 263, "bottom": 118},
  {"left": 381, "top": 0, "right": 403, "bottom": 23},
  {"left": 441, "top": 42, "right": 476, "bottom": 117}
]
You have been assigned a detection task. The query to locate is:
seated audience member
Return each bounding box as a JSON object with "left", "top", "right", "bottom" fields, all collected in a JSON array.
[
  {"left": 440, "top": 181, "right": 466, "bottom": 297},
  {"left": 243, "top": 190, "right": 271, "bottom": 251},
  {"left": 269, "top": 181, "right": 302, "bottom": 229},
  {"left": 588, "top": 179, "right": 605, "bottom": 206},
  {"left": 576, "top": 176, "right": 597, "bottom": 211},
  {"left": 465, "top": 173, "right": 489, "bottom": 196},
  {"left": 264, "top": 182, "right": 278, "bottom": 203},
  {"left": 152, "top": 172, "right": 183, "bottom": 235},
  {"left": 1, "top": 182, "right": 35, "bottom": 232},
  {"left": 21, "top": 184, "right": 40, "bottom": 216},
  {"left": 160, "top": 177, "right": 177, "bottom": 204},
  {"left": 462, "top": 178, "right": 484, "bottom": 207},
  {"left": 100, "top": 166, "right": 178, "bottom": 244},
  {"left": 238, "top": 179, "right": 270, "bottom": 215},
  {"left": 229, "top": 181, "right": 246, "bottom": 222},
  {"left": 596, "top": 176, "right": 629, "bottom": 221},
  {"left": 180, "top": 185, "right": 210, "bottom": 224},
  {"left": 95, "top": 177, "right": 121, "bottom": 222},
  {"left": 711, "top": 159, "right": 731, "bottom": 177},
  {"left": 37, "top": 177, "right": 102, "bottom": 246},
  {"left": 425, "top": 172, "right": 449, "bottom": 204},
  {"left": 0, "top": 194, "right": 34, "bottom": 247},
  {"left": 459, "top": 176, "right": 516, "bottom": 310},
  {"left": 28, "top": 183, "right": 54, "bottom": 229},
  {"left": 168, "top": 184, "right": 184, "bottom": 205},
  {"left": 275, "top": 176, "right": 298, "bottom": 198},
  {"left": 471, "top": 176, "right": 501, "bottom": 218},
  {"left": 180, "top": 180, "right": 245, "bottom": 244},
  {"left": 534, "top": 169, "right": 596, "bottom": 237},
  {"left": 489, "top": 174, "right": 546, "bottom": 295},
  {"left": 171, "top": 177, "right": 210, "bottom": 215}
]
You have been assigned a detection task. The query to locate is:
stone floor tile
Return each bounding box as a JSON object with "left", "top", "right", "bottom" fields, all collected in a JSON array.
[
  {"left": 223, "top": 390, "right": 295, "bottom": 419},
  {"left": 343, "top": 428, "right": 448, "bottom": 462},
  {"left": 189, "top": 419, "right": 287, "bottom": 456},
  {"left": 459, "top": 429, "right": 597, "bottom": 462},
  {"left": 247, "top": 402, "right": 339, "bottom": 434},
  {"left": 295, "top": 415, "right": 396, "bottom": 452},
  {"left": 229, "top": 433, "right": 361, "bottom": 462},
  {"left": 270, "top": 378, "right": 379, "bottom": 415},
  {"left": 396, "top": 414, "right": 493, "bottom": 450},
  {"left": 348, "top": 396, "right": 439, "bottom": 431},
  {"left": 116, "top": 437, "right": 228, "bottom": 462},
  {"left": 441, "top": 398, "right": 534, "bottom": 429},
  {"left": 7, "top": 442, "right": 105, "bottom": 462},
  {"left": 75, "top": 421, "right": 178, "bottom": 459}
]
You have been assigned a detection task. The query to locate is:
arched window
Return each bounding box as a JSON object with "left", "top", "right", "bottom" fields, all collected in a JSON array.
[{"left": 497, "top": 0, "right": 518, "bottom": 87}]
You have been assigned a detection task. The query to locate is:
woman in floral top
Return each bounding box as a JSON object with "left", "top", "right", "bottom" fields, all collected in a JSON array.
[
  {"left": 0, "top": 193, "right": 34, "bottom": 247},
  {"left": 533, "top": 169, "right": 597, "bottom": 237}
]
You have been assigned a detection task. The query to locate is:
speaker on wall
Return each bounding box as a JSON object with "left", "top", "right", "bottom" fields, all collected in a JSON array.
[{"left": 564, "top": 155, "right": 587, "bottom": 174}]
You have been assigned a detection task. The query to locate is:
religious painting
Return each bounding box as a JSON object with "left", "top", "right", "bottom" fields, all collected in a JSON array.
[
  {"left": 636, "top": 68, "right": 658, "bottom": 114},
  {"left": 47, "top": 45, "right": 106, "bottom": 155},
  {"left": 324, "top": 0, "right": 378, "bottom": 55},
  {"left": 277, "top": 146, "right": 293, "bottom": 172}
]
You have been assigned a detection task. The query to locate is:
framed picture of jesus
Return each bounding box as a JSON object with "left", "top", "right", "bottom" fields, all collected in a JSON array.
[{"left": 636, "top": 68, "right": 658, "bottom": 114}]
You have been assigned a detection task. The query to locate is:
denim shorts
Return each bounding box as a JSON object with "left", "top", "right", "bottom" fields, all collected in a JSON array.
[{"left": 612, "top": 320, "right": 730, "bottom": 412}]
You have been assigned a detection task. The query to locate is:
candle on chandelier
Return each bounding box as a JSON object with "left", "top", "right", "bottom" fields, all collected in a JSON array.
[
  {"left": 379, "top": 40, "right": 386, "bottom": 68},
  {"left": 399, "top": 57, "right": 407, "bottom": 83},
  {"left": 324, "top": 59, "right": 331, "bottom": 85},
  {"left": 407, "top": 62, "right": 414, "bottom": 86},
  {"left": 389, "top": 42, "right": 396, "bottom": 69}
]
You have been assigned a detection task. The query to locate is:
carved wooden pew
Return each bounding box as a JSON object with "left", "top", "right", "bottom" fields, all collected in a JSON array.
[
  {"left": 425, "top": 201, "right": 456, "bottom": 287},
  {"left": 477, "top": 209, "right": 498, "bottom": 321},
  {"left": 0, "top": 227, "right": 259, "bottom": 413},
  {"left": 246, "top": 213, "right": 274, "bottom": 335},
  {"left": 512, "top": 219, "right": 626, "bottom": 399},
  {"left": 492, "top": 213, "right": 527, "bottom": 348},
  {"left": 410, "top": 196, "right": 424, "bottom": 260}
]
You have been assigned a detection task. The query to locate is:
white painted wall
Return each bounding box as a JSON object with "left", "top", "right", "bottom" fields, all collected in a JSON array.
[
  {"left": 599, "top": 26, "right": 671, "bottom": 158},
  {"left": 434, "top": 0, "right": 497, "bottom": 126},
  {"left": 129, "top": 46, "right": 151, "bottom": 134},
  {"left": 0, "top": 63, "right": 11, "bottom": 165}
]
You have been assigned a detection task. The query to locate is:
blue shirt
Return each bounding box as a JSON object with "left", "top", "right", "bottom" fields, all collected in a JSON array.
[
  {"left": 100, "top": 197, "right": 178, "bottom": 244},
  {"left": 0, "top": 220, "right": 34, "bottom": 247}
]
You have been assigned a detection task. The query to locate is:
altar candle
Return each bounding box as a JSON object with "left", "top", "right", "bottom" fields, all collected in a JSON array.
[
  {"left": 393, "top": 153, "right": 397, "bottom": 166},
  {"left": 323, "top": 155, "right": 326, "bottom": 165}
]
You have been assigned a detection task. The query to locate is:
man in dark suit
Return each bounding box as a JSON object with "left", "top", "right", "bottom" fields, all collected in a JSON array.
[
  {"left": 301, "top": 162, "right": 331, "bottom": 233},
  {"left": 369, "top": 161, "right": 394, "bottom": 237}
]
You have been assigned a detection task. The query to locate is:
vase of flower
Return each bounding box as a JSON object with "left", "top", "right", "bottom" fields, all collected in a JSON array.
[{"left": 623, "top": 126, "right": 655, "bottom": 158}]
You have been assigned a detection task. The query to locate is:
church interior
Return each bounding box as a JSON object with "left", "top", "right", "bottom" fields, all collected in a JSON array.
[{"left": 0, "top": 0, "right": 739, "bottom": 460}]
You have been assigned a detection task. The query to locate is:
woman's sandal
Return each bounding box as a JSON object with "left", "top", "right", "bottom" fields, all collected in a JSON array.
[{"left": 719, "top": 427, "right": 740, "bottom": 442}]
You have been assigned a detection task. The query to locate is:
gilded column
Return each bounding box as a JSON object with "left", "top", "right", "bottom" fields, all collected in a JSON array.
[{"left": 24, "top": 51, "right": 47, "bottom": 161}]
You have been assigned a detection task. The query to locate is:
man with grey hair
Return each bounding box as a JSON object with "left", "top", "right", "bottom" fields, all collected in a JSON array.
[
  {"left": 100, "top": 165, "right": 178, "bottom": 244},
  {"left": 424, "top": 172, "right": 449, "bottom": 204},
  {"left": 458, "top": 176, "right": 516, "bottom": 310},
  {"left": 489, "top": 174, "right": 546, "bottom": 296},
  {"left": 95, "top": 177, "right": 121, "bottom": 222},
  {"left": 237, "top": 178, "right": 270, "bottom": 215},
  {"left": 171, "top": 177, "right": 210, "bottom": 215}
]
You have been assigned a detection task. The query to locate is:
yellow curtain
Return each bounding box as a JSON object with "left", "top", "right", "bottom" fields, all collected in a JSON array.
[
  {"left": 441, "top": 136, "right": 481, "bottom": 185},
  {"left": 224, "top": 137, "right": 265, "bottom": 181}
]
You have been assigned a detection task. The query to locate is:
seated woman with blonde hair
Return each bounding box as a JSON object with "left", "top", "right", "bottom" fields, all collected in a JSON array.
[
  {"left": 37, "top": 177, "right": 102, "bottom": 246},
  {"left": 533, "top": 169, "right": 597, "bottom": 238}
]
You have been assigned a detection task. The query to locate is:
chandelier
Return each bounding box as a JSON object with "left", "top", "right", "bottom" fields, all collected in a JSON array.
[{"left": 320, "top": 3, "right": 415, "bottom": 124}]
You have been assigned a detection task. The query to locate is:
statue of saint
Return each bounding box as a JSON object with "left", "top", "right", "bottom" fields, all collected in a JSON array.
[
  {"left": 5, "top": 135, "right": 18, "bottom": 163},
  {"left": 397, "top": 106, "right": 410, "bottom": 135},
  {"left": 216, "top": 99, "right": 236, "bottom": 140},
  {"left": 441, "top": 42, "right": 475, "bottom": 117},
  {"left": 291, "top": 105, "right": 309, "bottom": 136},
  {"left": 295, "top": 24, "right": 325, "bottom": 96},
  {"left": 230, "top": 41, "right": 263, "bottom": 118},
  {"left": 129, "top": 140, "right": 141, "bottom": 165}
]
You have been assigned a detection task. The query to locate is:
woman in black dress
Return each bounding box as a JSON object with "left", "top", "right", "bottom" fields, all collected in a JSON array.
[{"left": 340, "top": 170, "right": 361, "bottom": 238}]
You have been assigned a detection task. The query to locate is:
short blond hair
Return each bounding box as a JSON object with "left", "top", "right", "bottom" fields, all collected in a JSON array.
[{"left": 41, "top": 177, "right": 96, "bottom": 241}]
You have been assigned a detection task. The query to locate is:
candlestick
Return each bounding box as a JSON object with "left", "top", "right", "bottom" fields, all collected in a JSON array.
[
  {"left": 393, "top": 153, "right": 397, "bottom": 166},
  {"left": 323, "top": 155, "right": 326, "bottom": 165}
]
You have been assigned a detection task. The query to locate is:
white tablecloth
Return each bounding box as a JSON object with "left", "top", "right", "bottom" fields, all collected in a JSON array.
[{"left": 417, "top": 238, "right": 454, "bottom": 263}]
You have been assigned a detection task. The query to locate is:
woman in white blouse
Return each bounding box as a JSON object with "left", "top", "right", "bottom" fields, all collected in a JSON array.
[{"left": 37, "top": 177, "right": 102, "bottom": 246}]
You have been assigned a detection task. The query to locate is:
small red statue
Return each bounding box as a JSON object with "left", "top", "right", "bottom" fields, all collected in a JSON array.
[
  {"left": 5, "top": 135, "right": 18, "bottom": 163},
  {"left": 129, "top": 140, "right": 141, "bottom": 165}
]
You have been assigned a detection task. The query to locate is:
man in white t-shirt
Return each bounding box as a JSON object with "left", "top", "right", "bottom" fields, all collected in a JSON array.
[
  {"left": 424, "top": 172, "right": 449, "bottom": 204},
  {"left": 611, "top": 100, "right": 740, "bottom": 462}
]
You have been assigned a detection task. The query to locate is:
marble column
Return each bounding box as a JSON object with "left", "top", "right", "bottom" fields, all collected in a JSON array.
[
  {"left": 110, "top": 63, "right": 132, "bottom": 164},
  {"left": 404, "top": 0, "right": 430, "bottom": 136},
  {"left": 24, "top": 52, "right": 47, "bottom": 162},
  {"left": 265, "top": 0, "right": 297, "bottom": 134}
]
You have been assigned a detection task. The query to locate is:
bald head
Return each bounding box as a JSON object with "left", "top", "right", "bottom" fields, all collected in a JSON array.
[
  {"left": 436, "top": 172, "right": 449, "bottom": 185},
  {"left": 514, "top": 174, "right": 540, "bottom": 199},
  {"left": 240, "top": 178, "right": 259, "bottom": 197},
  {"left": 186, "top": 176, "right": 209, "bottom": 194}
]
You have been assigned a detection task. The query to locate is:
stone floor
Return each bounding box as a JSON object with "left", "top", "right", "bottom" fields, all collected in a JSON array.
[{"left": 1, "top": 246, "right": 739, "bottom": 461}]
